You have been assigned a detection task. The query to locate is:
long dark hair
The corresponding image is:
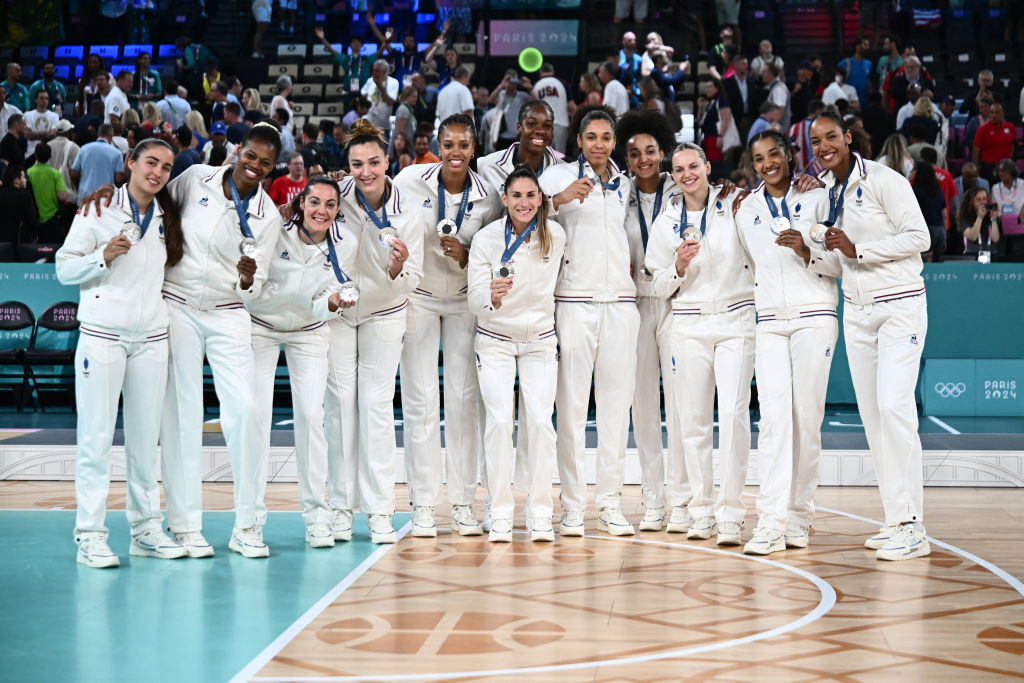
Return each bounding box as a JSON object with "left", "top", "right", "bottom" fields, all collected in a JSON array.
[
  {"left": 287, "top": 175, "right": 342, "bottom": 228},
  {"left": 914, "top": 160, "right": 940, "bottom": 195},
  {"left": 810, "top": 110, "right": 872, "bottom": 160},
  {"left": 502, "top": 164, "right": 552, "bottom": 257},
  {"left": 126, "top": 138, "right": 184, "bottom": 266},
  {"left": 957, "top": 185, "right": 989, "bottom": 229},
  {"left": 748, "top": 129, "right": 796, "bottom": 183}
]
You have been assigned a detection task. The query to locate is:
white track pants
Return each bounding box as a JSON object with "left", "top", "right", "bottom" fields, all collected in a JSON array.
[
  {"left": 671, "top": 307, "right": 755, "bottom": 524},
  {"left": 252, "top": 325, "right": 331, "bottom": 526},
  {"left": 74, "top": 334, "right": 167, "bottom": 537},
  {"left": 752, "top": 316, "right": 838, "bottom": 532},
  {"left": 844, "top": 294, "right": 927, "bottom": 526},
  {"left": 400, "top": 296, "right": 480, "bottom": 507},
  {"left": 324, "top": 312, "right": 405, "bottom": 515},
  {"left": 633, "top": 296, "right": 690, "bottom": 510},
  {"left": 476, "top": 333, "right": 558, "bottom": 519},
  {"left": 555, "top": 301, "right": 640, "bottom": 512},
  {"left": 162, "top": 305, "right": 259, "bottom": 532}
]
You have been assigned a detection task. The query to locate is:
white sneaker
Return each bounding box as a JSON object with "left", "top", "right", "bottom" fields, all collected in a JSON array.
[
  {"left": 76, "top": 535, "right": 119, "bottom": 568},
  {"left": 639, "top": 507, "right": 666, "bottom": 531},
  {"left": 173, "top": 531, "right": 215, "bottom": 558},
  {"left": 330, "top": 509, "right": 353, "bottom": 542},
  {"left": 716, "top": 521, "right": 742, "bottom": 546},
  {"left": 559, "top": 509, "right": 585, "bottom": 536},
  {"left": 482, "top": 499, "right": 492, "bottom": 532},
  {"left": 411, "top": 506, "right": 437, "bottom": 538},
  {"left": 229, "top": 525, "right": 270, "bottom": 558},
  {"left": 489, "top": 517, "right": 513, "bottom": 542},
  {"left": 530, "top": 516, "right": 555, "bottom": 542},
  {"left": 597, "top": 507, "right": 635, "bottom": 536},
  {"left": 368, "top": 514, "right": 397, "bottom": 544},
  {"left": 687, "top": 515, "right": 716, "bottom": 540},
  {"left": 305, "top": 523, "right": 335, "bottom": 548},
  {"left": 743, "top": 526, "right": 785, "bottom": 555},
  {"left": 130, "top": 529, "right": 187, "bottom": 559},
  {"left": 876, "top": 523, "right": 931, "bottom": 561},
  {"left": 864, "top": 524, "right": 900, "bottom": 550},
  {"left": 785, "top": 523, "right": 810, "bottom": 548},
  {"left": 451, "top": 505, "right": 483, "bottom": 536},
  {"left": 666, "top": 505, "right": 693, "bottom": 533}
]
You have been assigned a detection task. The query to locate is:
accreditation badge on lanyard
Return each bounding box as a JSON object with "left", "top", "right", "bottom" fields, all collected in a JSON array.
[{"left": 227, "top": 174, "right": 259, "bottom": 257}]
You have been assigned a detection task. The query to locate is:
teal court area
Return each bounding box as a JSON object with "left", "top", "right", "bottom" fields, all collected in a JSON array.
[{"left": 0, "top": 510, "right": 407, "bottom": 683}]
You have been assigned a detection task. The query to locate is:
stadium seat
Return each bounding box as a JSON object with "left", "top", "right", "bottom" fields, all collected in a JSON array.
[
  {"left": 268, "top": 64, "right": 299, "bottom": 80},
  {"left": 312, "top": 43, "right": 342, "bottom": 63},
  {"left": 316, "top": 102, "right": 344, "bottom": 116},
  {"left": 324, "top": 83, "right": 346, "bottom": 99},
  {"left": 277, "top": 43, "right": 308, "bottom": 63},
  {"left": 89, "top": 45, "right": 120, "bottom": 62},
  {"left": 292, "top": 83, "right": 323, "bottom": 101},
  {"left": 158, "top": 44, "right": 183, "bottom": 60},
  {"left": 291, "top": 102, "right": 312, "bottom": 116},
  {"left": 303, "top": 64, "right": 334, "bottom": 82},
  {"left": 54, "top": 45, "right": 84, "bottom": 62},
  {"left": 122, "top": 44, "right": 154, "bottom": 59},
  {"left": 53, "top": 65, "right": 71, "bottom": 81},
  {"left": 20, "top": 46, "right": 50, "bottom": 63},
  {"left": 258, "top": 83, "right": 278, "bottom": 99}
]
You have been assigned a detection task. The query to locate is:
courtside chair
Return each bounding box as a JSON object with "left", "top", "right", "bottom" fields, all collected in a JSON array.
[
  {"left": 25, "top": 302, "right": 79, "bottom": 412},
  {"left": 0, "top": 301, "right": 35, "bottom": 412},
  {"left": 89, "top": 45, "right": 120, "bottom": 62}
]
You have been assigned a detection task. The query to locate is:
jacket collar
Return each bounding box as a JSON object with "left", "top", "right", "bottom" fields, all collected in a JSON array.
[
  {"left": 201, "top": 165, "right": 268, "bottom": 219},
  {"left": 420, "top": 162, "right": 490, "bottom": 202},
  {"left": 114, "top": 184, "right": 165, "bottom": 219}
]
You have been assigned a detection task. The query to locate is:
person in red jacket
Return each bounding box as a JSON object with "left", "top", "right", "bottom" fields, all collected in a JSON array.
[
  {"left": 268, "top": 152, "right": 307, "bottom": 209},
  {"left": 972, "top": 103, "right": 1016, "bottom": 182}
]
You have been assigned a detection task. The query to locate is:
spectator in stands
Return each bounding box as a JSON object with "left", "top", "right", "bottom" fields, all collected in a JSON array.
[
  {"left": 642, "top": 33, "right": 677, "bottom": 78},
  {"left": 788, "top": 98, "right": 826, "bottom": 173},
  {"left": 598, "top": 62, "right": 629, "bottom": 118},
  {"left": 747, "top": 101, "right": 781, "bottom": 144},
  {"left": 71, "top": 123, "right": 124, "bottom": 199},
  {"left": 26, "top": 142, "right": 69, "bottom": 243},
  {"left": 952, "top": 162, "right": 989, "bottom": 216},
  {"left": 861, "top": 91, "right": 894, "bottom": 158},
  {"left": 170, "top": 126, "right": 199, "bottom": 180},
  {"left": 958, "top": 186, "right": 1001, "bottom": 257},
  {"left": 938, "top": 94, "right": 956, "bottom": 159},
  {"left": 184, "top": 110, "right": 209, "bottom": 154},
  {"left": 991, "top": 158, "right": 1024, "bottom": 223},
  {"left": 906, "top": 124, "right": 945, "bottom": 170},
  {"left": 251, "top": 0, "right": 271, "bottom": 58},
  {"left": 362, "top": 60, "right": 398, "bottom": 142},
  {"left": 157, "top": 79, "right": 191, "bottom": 133},
  {"left": 574, "top": 72, "right": 603, "bottom": 113},
  {"left": 614, "top": 0, "right": 647, "bottom": 23},
  {"left": 226, "top": 79, "right": 244, "bottom": 110},
  {"left": 877, "top": 132, "right": 914, "bottom": 178},
  {"left": 751, "top": 40, "right": 784, "bottom": 84},
  {"left": 0, "top": 164, "right": 37, "bottom": 252},
  {"left": 202, "top": 121, "right": 227, "bottom": 162},
  {"left": 49, "top": 120, "right": 79, "bottom": 204},
  {"left": 532, "top": 64, "right": 570, "bottom": 152},
  {"left": 436, "top": 67, "right": 474, "bottom": 124},
  {"left": 28, "top": 62, "right": 66, "bottom": 115},
  {"left": 129, "top": 51, "right": 162, "bottom": 113},
  {"left": 410, "top": 73, "right": 438, "bottom": 125},
  {"left": 822, "top": 66, "right": 861, "bottom": 113},
  {"left": 342, "top": 96, "right": 370, "bottom": 129},
  {"left": 762, "top": 62, "right": 791, "bottom": 131},
  {"left": 390, "top": 33, "right": 426, "bottom": 89},
  {"left": 896, "top": 85, "right": 941, "bottom": 132},
  {"left": 959, "top": 70, "right": 1002, "bottom": 119},
  {"left": 0, "top": 114, "right": 27, "bottom": 165},
  {"left": 110, "top": 120, "right": 131, "bottom": 155},
  {"left": 438, "top": 46, "right": 465, "bottom": 91},
  {"left": 299, "top": 122, "right": 329, "bottom": 171},
  {"left": 3, "top": 63, "right": 30, "bottom": 112},
  {"left": 125, "top": 125, "right": 149, "bottom": 152},
  {"left": 315, "top": 29, "right": 374, "bottom": 101},
  {"left": 391, "top": 87, "right": 418, "bottom": 158},
  {"left": 963, "top": 95, "right": 993, "bottom": 159},
  {"left": 271, "top": 76, "right": 295, "bottom": 133},
  {"left": 24, "top": 90, "right": 58, "bottom": 159},
  {"left": 698, "top": 78, "right": 734, "bottom": 161},
  {"left": 272, "top": 107, "right": 296, "bottom": 159},
  {"left": 648, "top": 51, "right": 689, "bottom": 104},
  {"left": 876, "top": 36, "right": 903, "bottom": 92},
  {"left": 242, "top": 88, "right": 261, "bottom": 114},
  {"left": 707, "top": 25, "right": 735, "bottom": 81},
  {"left": 888, "top": 56, "right": 933, "bottom": 113},
  {"left": 921, "top": 145, "right": 956, "bottom": 226},
  {"left": 207, "top": 144, "right": 228, "bottom": 167},
  {"left": 637, "top": 77, "right": 669, "bottom": 118},
  {"left": 413, "top": 131, "right": 440, "bottom": 164},
  {"left": 860, "top": 0, "right": 889, "bottom": 48},
  {"left": 75, "top": 99, "right": 105, "bottom": 145},
  {"left": 279, "top": 0, "right": 297, "bottom": 34},
  {"left": 788, "top": 61, "right": 818, "bottom": 125},
  {"left": 76, "top": 54, "right": 107, "bottom": 117},
  {"left": 268, "top": 152, "right": 307, "bottom": 208},
  {"left": 619, "top": 32, "right": 643, "bottom": 103},
  {"left": 388, "top": 132, "right": 413, "bottom": 175},
  {"left": 973, "top": 104, "right": 1015, "bottom": 182},
  {"left": 103, "top": 71, "right": 133, "bottom": 126},
  {"left": 0, "top": 85, "right": 21, "bottom": 142},
  {"left": 725, "top": 53, "right": 756, "bottom": 139},
  {"left": 910, "top": 158, "right": 946, "bottom": 261},
  {"left": 201, "top": 60, "right": 221, "bottom": 101},
  {"left": 140, "top": 102, "right": 172, "bottom": 142},
  {"left": 838, "top": 38, "right": 872, "bottom": 110},
  {"left": 174, "top": 36, "right": 216, "bottom": 98},
  {"left": 209, "top": 82, "right": 229, "bottom": 124},
  {"left": 224, "top": 103, "right": 249, "bottom": 145},
  {"left": 716, "top": 0, "right": 741, "bottom": 30},
  {"left": 901, "top": 99, "right": 940, "bottom": 148},
  {"left": 486, "top": 71, "right": 531, "bottom": 154}
]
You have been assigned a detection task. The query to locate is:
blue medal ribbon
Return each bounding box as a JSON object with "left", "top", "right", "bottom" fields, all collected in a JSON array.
[
  {"left": 501, "top": 215, "right": 538, "bottom": 264},
  {"left": 512, "top": 143, "right": 545, "bottom": 176},
  {"left": 437, "top": 174, "right": 471, "bottom": 230},
  {"left": 577, "top": 155, "right": 621, "bottom": 191},
  {"left": 764, "top": 188, "right": 790, "bottom": 221},
  {"left": 636, "top": 176, "right": 665, "bottom": 250},
  {"left": 126, "top": 190, "right": 155, "bottom": 238},
  {"left": 679, "top": 192, "right": 709, "bottom": 238},
  {"left": 226, "top": 173, "right": 255, "bottom": 239},
  {"left": 825, "top": 157, "right": 856, "bottom": 227},
  {"left": 354, "top": 187, "right": 391, "bottom": 232},
  {"left": 300, "top": 224, "right": 351, "bottom": 284}
]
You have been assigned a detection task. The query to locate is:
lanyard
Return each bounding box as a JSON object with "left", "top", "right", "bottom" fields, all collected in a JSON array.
[
  {"left": 764, "top": 187, "right": 790, "bottom": 221},
  {"left": 501, "top": 216, "right": 538, "bottom": 263},
  {"left": 127, "top": 191, "right": 155, "bottom": 237},
  {"left": 997, "top": 179, "right": 1018, "bottom": 205},
  {"left": 680, "top": 193, "right": 709, "bottom": 238},
  {"left": 577, "top": 155, "right": 621, "bottom": 191},
  {"left": 826, "top": 157, "right": 856, "bottom": 226},
  {"left": 636, "top": 176, "right": 665, "bottom": 250},
  {"left": 300, "top": 224, "right": 350, "bottom": 284},
  {"left": 438, "top": 176, "right": 471, "bottom": 229},
  {"left": 512, "top": 144, "right": 545, "bottom": 176},
  {"left": 226, "top": 173, "right": 255, "bottom": 239},
  {"left": 354, "top": 187, "right": 390, "bottom": 231}
]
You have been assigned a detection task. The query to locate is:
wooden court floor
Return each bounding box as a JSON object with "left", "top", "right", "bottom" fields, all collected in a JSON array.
[{"left": 3, "top": 481, "right": 1023, "bottom": 682}]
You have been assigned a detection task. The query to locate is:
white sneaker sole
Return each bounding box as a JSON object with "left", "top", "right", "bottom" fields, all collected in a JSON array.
[
  {"left": 639, "top": 518, "right": 665, "bottom": 531},
  {"left": 743, "top": 540, "right": 785, "bottom": 555},
  {"left": 229, "top": 537, "right": 270, "bottom": 558},
  {"left": 876, "top": 539, "right": 931, "bottom": 561},
  {"left": 785, "top": 535, "right": 809, "bottom": 549},
  {"left": 370, "top": 530, "right": 397, "bottom": 544},
  {"left": 597, "top": 519, "right": 635, "bottom": 536},
  {"left": 451, "top": 522, "right": 483, "bottom": 536},
  {"left": 666, "top": 521, "right": 691, "bottom": 533},
  {"left": 489, "top": 528, "right": 513, "bottom": 542},
  {"left": 864, "top": 535, "right": 891, "bottom": 550},
  {"left": 76, "top": 551, "right": 119, "bottom": 568},
  {"left": 130, "top": 541, "right": 188, "bottom": 559},
  {"left": 411, "top": 525, "right": 438, "bottom": 538},
  {"left": 305, "top": 534, "right": 336, "bottom": 548},
  {"left": 716, "top": 533, "right": 741, "bottom": 546},
  {"left": 687, "top": 527, "right": 715, "bottom": 540},
  {"left": 531, "top": 529, "right": 555, "bottom": 542},
  {"left": 559, "top": 523, "right": 584, "bottom": 536},
  {"left": 332, "top": 528, "right": 352, "bottom": 542},
  {"left": 176, "top": 541, "right": 215, "bottom": 558}
]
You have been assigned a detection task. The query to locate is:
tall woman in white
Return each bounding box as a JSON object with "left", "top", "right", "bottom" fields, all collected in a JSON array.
[
  {"left": 539, "top": 107, "right": 639, "bottom": 537},
  {"left": 57, "top": 139, "right": 187, "bottom": 568},
  {"left": 325, "top": 120, "right": 423, "bottom": 544},
  {"left": 248, "top": 177, "right": 359, "bottom": 548},
  {"left": 644, "top": 143, "right": 754, "bottom": 547},
  {"left": 393, "top": 114, "right": 500, "bottom": 538},
  {"left": 734, "top": 131, "right": 839, "bottom": 555},
  {"left": 804, "top": 111, "right": 932, "bottom": 561},
  {"left": 477, "top": 99, "right": 563, "bottom": 192},
  {"left": 468, "top": 165, "right": 566, "bottom": 542}
]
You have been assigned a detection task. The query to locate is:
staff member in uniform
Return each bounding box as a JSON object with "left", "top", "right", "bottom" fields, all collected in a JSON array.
[
  {"left": 58, "top": 139, "right": 186, "bottom": 568},
  {"left": 325, "top": 120, "right": 422, "bottom": 545},
  {"left": 478, "top": 100, "right": 563, "bottom": 193},
  {"left": 539, "top": 107, "right": 639, "bottom": 537},
  {"left": 468, "top": 165, "right": 566, "bottom": 542},
  {"left": 247, "top": 176, "right": 359, "bottom": 548},
  {"left": 802, "top": 111, "right": 932, "bottom": 561},
  {"left": 618, "top": 110, "right": 692, "bottom": 533},
  {"left": 644, "top": 142, "right": 754, "bottom": 547},
  {"left": 735, "top": 131, "right": 839, "bottom": 555},
  {"left": 393, "top": 114, "right": 500, "bottom": 538}
]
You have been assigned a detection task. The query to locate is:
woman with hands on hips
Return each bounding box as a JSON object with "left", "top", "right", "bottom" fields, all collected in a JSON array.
[{"left": 467, "top": 165, "right": 566, "bottom": 542}]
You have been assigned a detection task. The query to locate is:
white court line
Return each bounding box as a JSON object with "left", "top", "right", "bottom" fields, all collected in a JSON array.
[
  {"left": 229, "top": 522, "right": 413, "bottom": 683},
  {"left": 926, "top": 415, "right": 961, "bottom": 435},
  {"left": 250, "top": 535, "right": 838, "bottom": 682}
]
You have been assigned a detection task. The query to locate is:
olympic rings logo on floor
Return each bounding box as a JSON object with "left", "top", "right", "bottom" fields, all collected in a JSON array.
[{"left": 934, "top": 382, "right": 967, "bottom": 398}]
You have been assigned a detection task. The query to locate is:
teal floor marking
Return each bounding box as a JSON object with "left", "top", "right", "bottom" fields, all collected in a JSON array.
[{"left": 0, "top": 510, "right": 407, "bottom": 683}]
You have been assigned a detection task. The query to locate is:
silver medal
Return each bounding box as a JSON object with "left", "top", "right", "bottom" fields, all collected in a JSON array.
[
  {"left": 338, "top": 281, "right": 360, "bottom": 304},
  {"left": 239, "top": 237, "right": 259, "bottom": 258},
  {"left": 120, "top": 223, "right": 142, "bottom": 244},
  {"left": 495, "top": 262, "right": 515, "bottom": 279},
  {"left": 639, "top": 265, "right": 653, "bottom": 281},
  {"left": 682, "top": 226, "right": 702, "bottom": 243},
  {"left": 379, "top": 226, "right": 398, "bottom": 247},
  {"left": 810, "top": 223, "right": 828, "bottom": 244},
  {"left": 589, "top": 173, "right": 603, "bottom": 189},
  {"left": 436, "top": 218, "right": 459, "bottom": 237},
  {"left": 769, "top": 216, "right": 790, "bottom": 236}
]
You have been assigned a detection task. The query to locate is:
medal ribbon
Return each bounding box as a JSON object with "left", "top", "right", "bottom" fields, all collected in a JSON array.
[
  {"left": 577, "top": 155, "right": 621, "bottom": 191},
  {"left": 300, "top": 224, "right": 351, "bottom": 284},
  {"left": 226, "top": 173, "right": 256, "bottom": 240},
  {"left": 637, "top": 176, "right": 665, "bottom": 249},
  {"left": 512, "top": 143, "right": 545, "bottom": 176},
  {"left": 764, "top": 187, "right": 790, "bottom": 222},
  {"left": 437, "top": 174, "right": 471, "bottom": 231},
  {"left": 679, "top": 192, "right": 709, "bottom": 238},
  {"left": 825, "top": 156, "right": 856, "bottom": 227},
  {"left": 126, "top": 190, "right": 155, "bottom": 238},
  {"left": 501, "top": 216, "right": 538, "bottom": 263},
  {"left": 354, "top": 187, "right": 392, "bottom": 233}
]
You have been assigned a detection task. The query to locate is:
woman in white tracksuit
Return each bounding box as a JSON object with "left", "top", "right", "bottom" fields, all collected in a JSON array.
[
  {"left": 477, "top": 99, "right": 563, "bottom": 193},
  {"left": 247, "top": 177, "right": 359, "bottom": 548},
  {"left": 618, "top": 110, "right": 692, "bottom": 534},
  {"left": 539, "top": 107, "right": 640, "bottom": 537},
  {"left": 644, "top": 142, "right": 754, "bottom": 547},
  {"left": 804, "top": 111, "right": 932, "bottom": 561},
  {"left": 393, "top": 114, "right": 501, "bottom": 538},
  {"left": 468, "top": 165, "right": 566, "bottom": 543},
  {"left": 734, "top": 131, "right": 839, "bottom": 555},
  {"left": 324, "top": 119, "right": 423, "bottom": 545},
  {"left": 57, "top": 139, "right": 186, "bottom": 568}
]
